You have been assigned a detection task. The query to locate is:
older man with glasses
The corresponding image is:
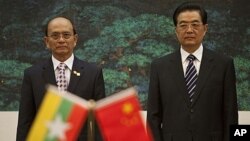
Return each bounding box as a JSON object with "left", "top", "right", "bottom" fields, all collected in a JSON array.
[{"left": 16, "top": 16, "right": 105, "bottom": 141}]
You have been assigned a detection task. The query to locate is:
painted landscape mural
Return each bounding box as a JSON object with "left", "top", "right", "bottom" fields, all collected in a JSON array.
[{"left": 0, "top": 0, "right": 249, "bottom": 110}]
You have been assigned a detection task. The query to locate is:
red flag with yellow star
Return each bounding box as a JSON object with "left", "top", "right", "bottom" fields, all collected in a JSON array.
[{"left": 94, "top": 88, "right": 152, "bottom": 141}]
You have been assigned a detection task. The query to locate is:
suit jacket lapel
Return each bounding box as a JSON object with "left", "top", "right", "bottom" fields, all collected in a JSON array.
[
  {"left": 191, "top": 48, "right": 214, "bottom": 107},
  {"left": 42, "top": 59, "right": 57, "bottom": 86},
  {"left": 170, "top": 51, "right": 191, "bottom": 108},
  {"left": 67, "top": 57, "right": 85, "bottom": 93}
]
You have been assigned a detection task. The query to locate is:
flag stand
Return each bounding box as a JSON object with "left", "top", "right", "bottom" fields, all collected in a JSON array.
[{"left": 87, "top": 100, "right": 96, "bottom": 141}]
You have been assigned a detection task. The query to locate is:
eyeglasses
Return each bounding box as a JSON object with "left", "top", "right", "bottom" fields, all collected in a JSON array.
[
  {"left": 177, "top": 22, "right": 203, "bottom": 30},
  {"left": 48, "top": 32, "right": 73, "bottom": 40}
]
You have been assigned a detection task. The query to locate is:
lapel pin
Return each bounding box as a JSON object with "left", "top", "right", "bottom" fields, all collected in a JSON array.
[{"left": 73, "top": 70, "right": 81, "bottom": 76}]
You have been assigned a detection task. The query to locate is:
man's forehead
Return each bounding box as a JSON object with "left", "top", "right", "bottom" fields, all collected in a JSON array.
[
  {"left": 47, "top": 18, "right": 73, "bottom": 31},
  {"left": 177, "top": 11, "right": 202, "bottom": 21},
  {"left": 178, "top": 10, "right": 200, "bottom": 16},
  {"left": 49, "top": 17, "right": 71, "bottom": 26}
]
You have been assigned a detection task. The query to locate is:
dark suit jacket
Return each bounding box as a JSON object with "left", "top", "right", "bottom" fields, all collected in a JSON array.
[
  {"left": 147, "top": 48, "right": 238, "bottom": 141},
  {"left": 16, "top": 56, "right": 105, "bottom": 141}
]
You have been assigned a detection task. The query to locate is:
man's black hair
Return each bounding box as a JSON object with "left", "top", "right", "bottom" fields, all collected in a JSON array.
[{"left": 173, "top": 2, "right": 207, "bottom": 26}]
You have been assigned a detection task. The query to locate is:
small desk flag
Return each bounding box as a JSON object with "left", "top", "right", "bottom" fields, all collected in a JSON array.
[
  {"left": 27, "top": 86, "right": 89, "bottom": 141},
  {"left": 94, "top": 88, "right": 152, "bottom": 141}
]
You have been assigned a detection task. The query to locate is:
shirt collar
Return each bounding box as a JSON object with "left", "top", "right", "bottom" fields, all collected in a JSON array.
[
  {"left": 181, "top": 44, "right": 203, "bottom": 63},
  {"left": 52, "top": 54, "right": 74, "bottom": 71}
]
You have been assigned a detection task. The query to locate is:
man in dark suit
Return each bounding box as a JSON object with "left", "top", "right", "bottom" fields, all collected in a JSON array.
[
  {"left": 16, "top": 16, "right": 105, "bottom": 141},
  {"left": 147, "top": 2, "right": 238, "bottom": 141}
]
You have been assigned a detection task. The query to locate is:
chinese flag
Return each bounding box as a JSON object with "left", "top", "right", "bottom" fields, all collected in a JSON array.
[
  {"left": 27, "top": 85, "right": 89, "bottom": 141},
  {"left": 94, "top": 88, "right": 153, "bottom": 141}
]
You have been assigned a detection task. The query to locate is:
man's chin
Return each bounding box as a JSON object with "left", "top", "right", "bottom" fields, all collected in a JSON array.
[
  {"left": 183, "top": 42, "right": 196, "bottom": 47},
  {"left": 54, "top": 51, "right": 70, "bottom": 56},
  {"left": 184, "top": 39, "right": 196, "bottom": 43},
  {"left": 55, "top": 49, "right": 68, "bottom": 54}
]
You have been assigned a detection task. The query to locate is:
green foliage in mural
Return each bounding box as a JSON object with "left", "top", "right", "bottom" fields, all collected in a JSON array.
[
  {"left": 76, "top": 14, "right": 174, "bottom": 107},
  {"left": 0, "top": 0, "right": 249, "bottom": 111},
  {"left": 0, "top": 60, "right": 31, "bottom": 110},
  {"left": 234, "top": 57, "right": 250, "bottom": 110},
  {"left": 103, "top": 69, "right": 129, "bottom": 95},
  {"left": 79, "top": 5, "right": 130, "bottom": 28}
]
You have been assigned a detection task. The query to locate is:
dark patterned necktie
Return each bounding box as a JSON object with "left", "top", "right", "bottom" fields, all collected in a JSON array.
[
  {"left": 185, "top": 54, "right": 198, "bottom": 102},
  {"left": 56, "top": 63, "right": 67, "bottom": 91}
]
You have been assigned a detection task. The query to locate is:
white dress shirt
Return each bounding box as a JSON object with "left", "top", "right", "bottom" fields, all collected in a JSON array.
[
  {"left": 180, "top": 45, "right": 203, "bottom": 75},
  {"left": 52, "top": 54, "right": 74, "bottom": 86}
]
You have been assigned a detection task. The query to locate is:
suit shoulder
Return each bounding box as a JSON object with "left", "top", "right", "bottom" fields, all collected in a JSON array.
[
  {"left": 205, "top": 48, "right": 233, "bottom": 63},
  {"left": 151, "top": 51, "right": 178, "bottom": 66},
  {"left": 76, "top": 58, "right": 102, "bottom": 72},
  {"left": 24, "top": 60, "right": 48, "bottom": 74}
]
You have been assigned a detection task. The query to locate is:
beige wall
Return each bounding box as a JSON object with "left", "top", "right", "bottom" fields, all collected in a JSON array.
[{"left": 0, "top": 111, "right": 249, "bottom": 141}]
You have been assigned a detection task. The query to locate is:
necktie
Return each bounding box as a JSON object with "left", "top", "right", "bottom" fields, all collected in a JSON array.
[
  {"left": 56, "top": 63, "right": 68, "bottom": 91},
  {"left": 185, "top": 54, "right": 198, "bottom": 102}
]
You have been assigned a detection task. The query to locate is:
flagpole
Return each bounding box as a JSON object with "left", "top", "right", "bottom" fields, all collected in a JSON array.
[{"left": 87, "top": 100, "right": 96, "bottom": 141}]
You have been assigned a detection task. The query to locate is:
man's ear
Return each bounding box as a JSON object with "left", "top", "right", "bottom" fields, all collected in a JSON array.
[
  {"left": 44, "top": 36, "right": 50, "bottom": 49},
  {"left": 74, "top": 34, "right": 78, "bottom": 45},
  {"left": 203, "top": 24, "right": 208, "bottom": 36},
  {"left": 175, "top": 27, "right": 179, "bottom": 38},
  {"left": 73, "top": 34, "right": 78, "bottom": 47}
]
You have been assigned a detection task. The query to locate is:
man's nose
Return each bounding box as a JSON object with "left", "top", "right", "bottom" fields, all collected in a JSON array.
[
  {"left": 186, "top": 25, "right": 194, "bottom": 32},
  {"left": 57, "top": 35, "right": 66, "bottom": 41}
]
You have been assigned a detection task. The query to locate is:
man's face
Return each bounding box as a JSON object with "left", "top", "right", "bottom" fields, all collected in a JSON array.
[
  {"left": 44, "top": 17, "right": 78, "bottom": 61},
  {"left": 175, "top": 10, "right": 207, "bottom": 53}
]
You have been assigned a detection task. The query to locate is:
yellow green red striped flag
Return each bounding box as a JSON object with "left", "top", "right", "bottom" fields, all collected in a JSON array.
[{"left": 27, "top": 85, "right": 89, "bottom": 141}]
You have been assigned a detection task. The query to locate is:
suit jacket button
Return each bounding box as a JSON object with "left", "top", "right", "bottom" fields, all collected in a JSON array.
[{"left": 190, "top": 109, "right": 194, "bottom": 113}]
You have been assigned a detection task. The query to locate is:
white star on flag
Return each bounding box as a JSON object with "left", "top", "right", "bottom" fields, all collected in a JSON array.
[{"left": 46, "top": 114, "right": 71, "bottom": 140}]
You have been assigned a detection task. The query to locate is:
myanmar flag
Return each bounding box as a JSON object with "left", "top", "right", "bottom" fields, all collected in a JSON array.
[
  {"left": 27, "top": 86, "right": 89, "bottom": 141},
  {"left": 94, "top": 88, "right": 153, "bottom": 141}
]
